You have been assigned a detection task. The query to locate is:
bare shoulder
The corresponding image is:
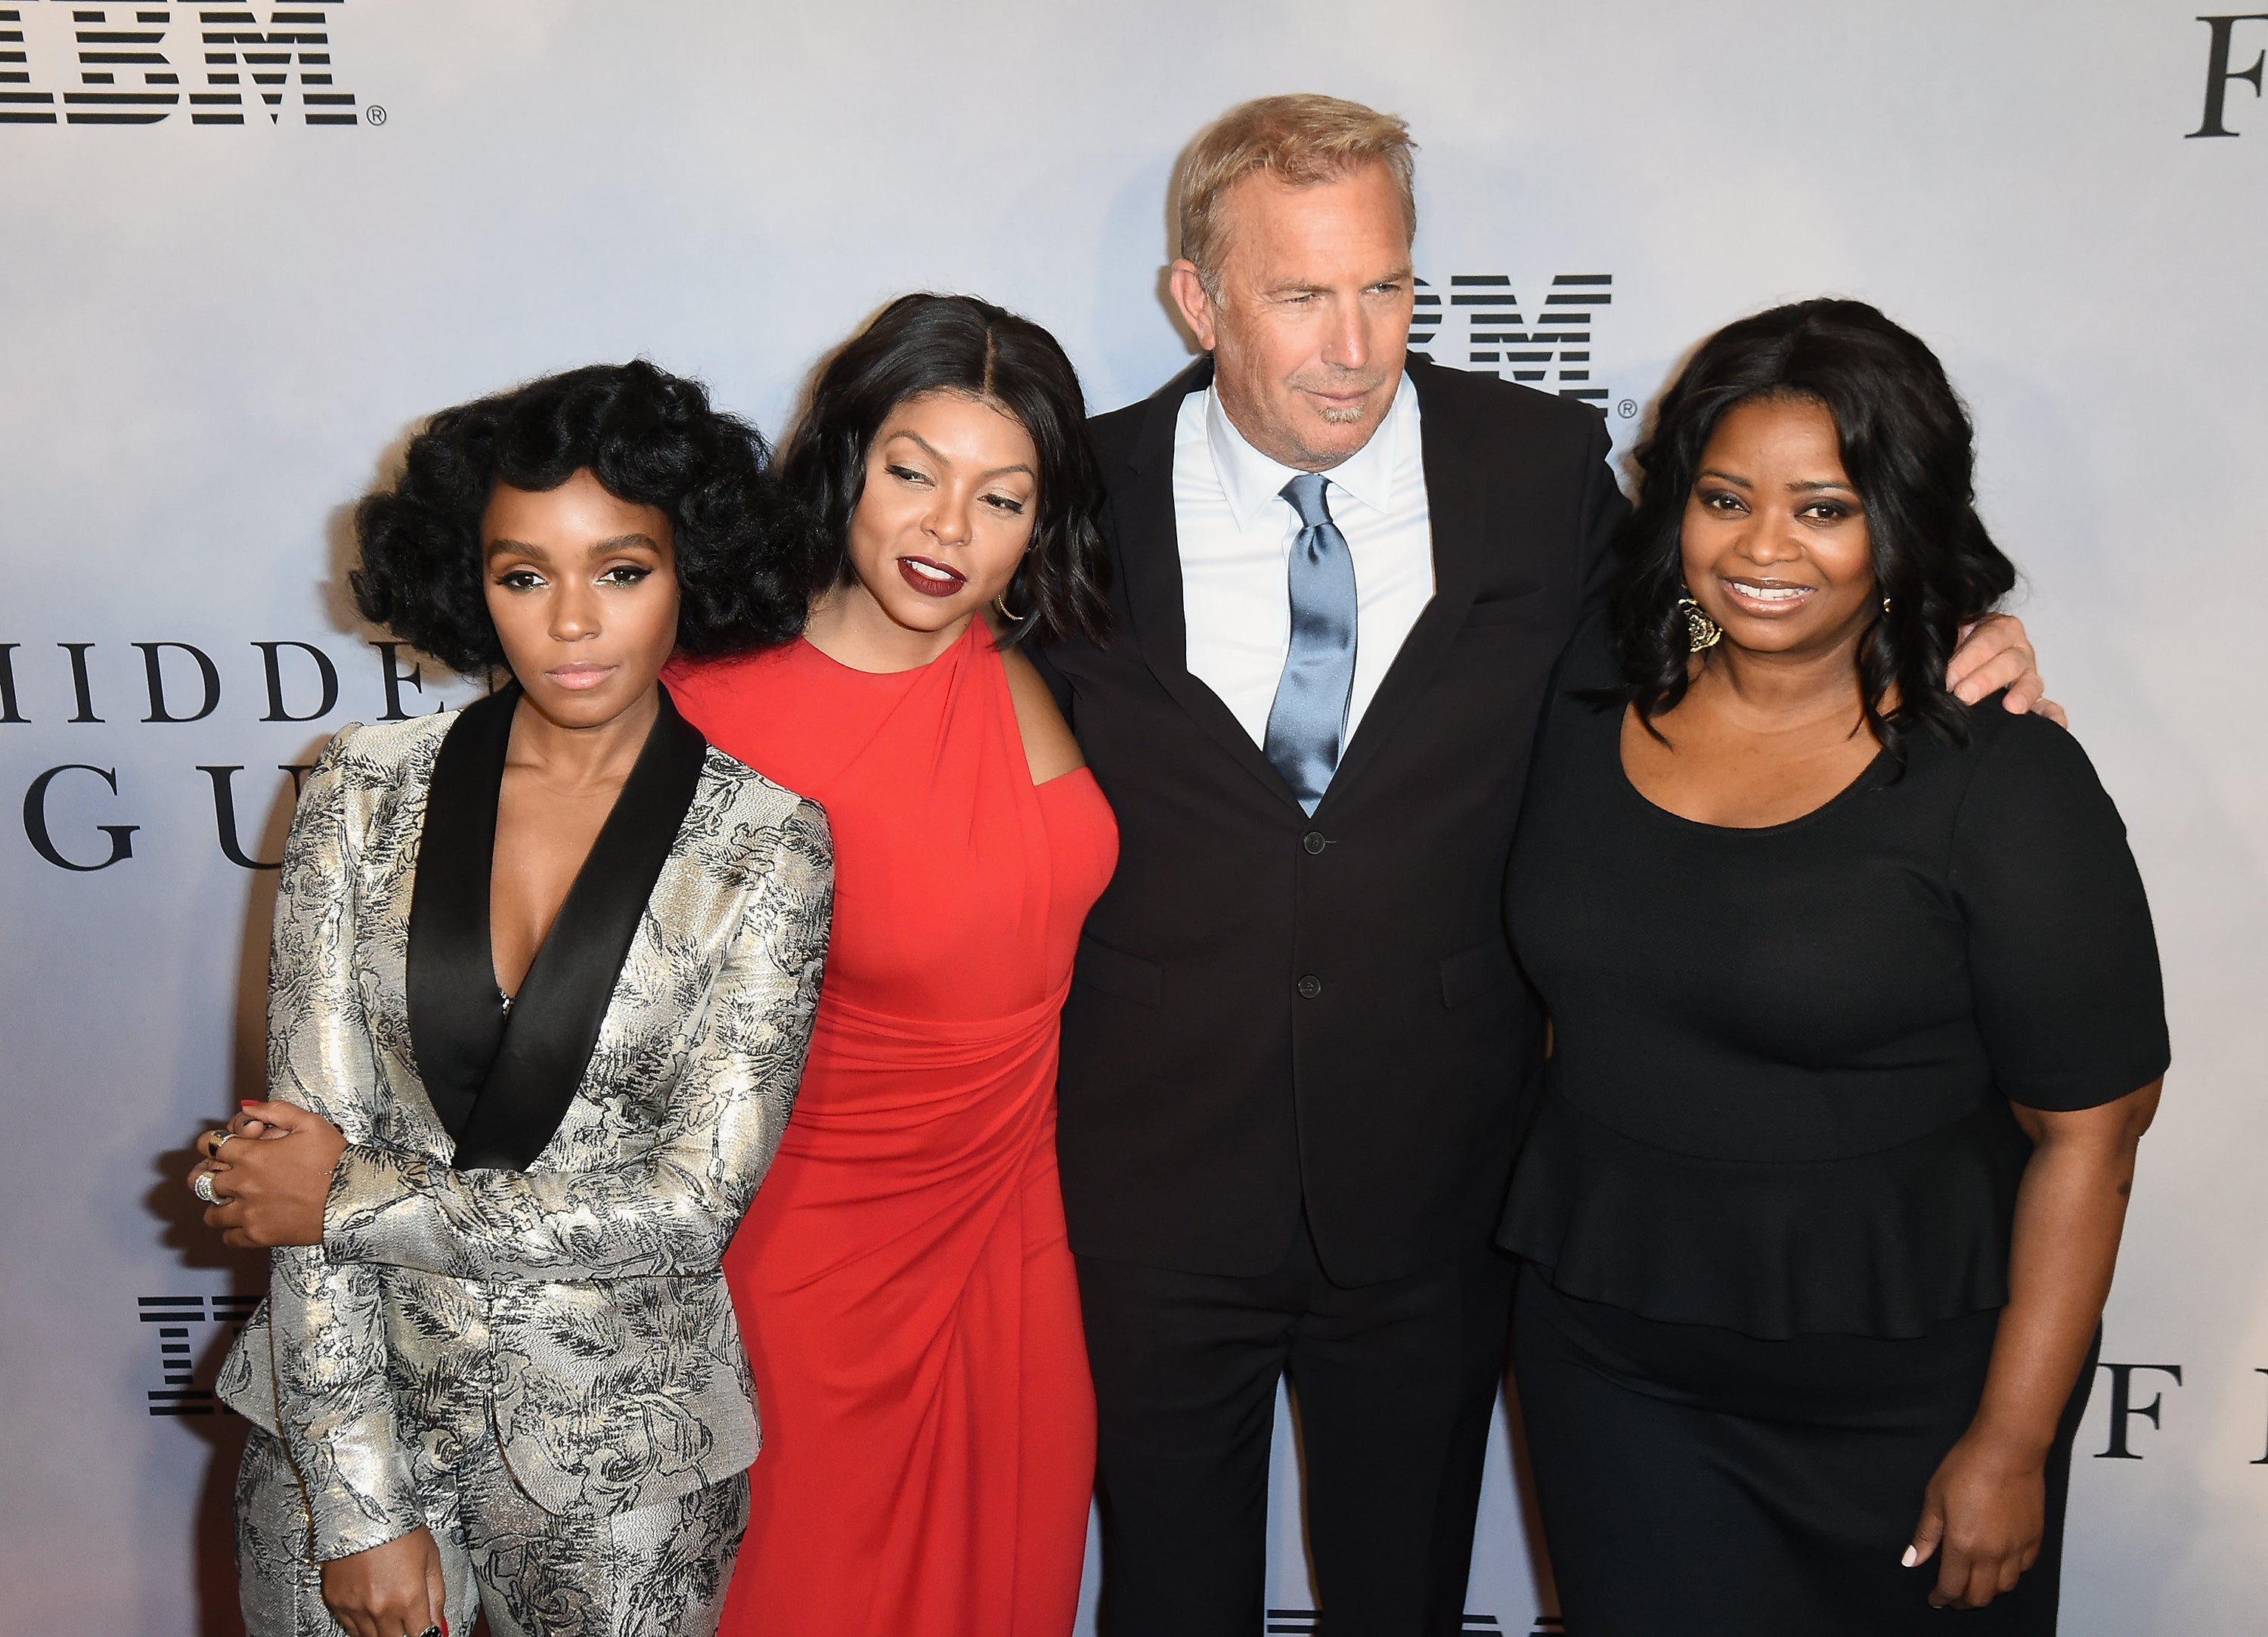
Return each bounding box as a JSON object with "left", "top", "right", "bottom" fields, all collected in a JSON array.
[{"left": 997, "top": 643, "right": 1086, "bottom": 786}]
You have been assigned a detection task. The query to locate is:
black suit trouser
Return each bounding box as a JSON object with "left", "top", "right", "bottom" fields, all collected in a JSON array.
[{"left": 1076, "top": 1219, "right": 1516, "bottom": 1637}]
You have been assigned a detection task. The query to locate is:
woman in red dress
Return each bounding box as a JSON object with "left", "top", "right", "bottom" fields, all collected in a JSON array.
[{"left": 667, "top": 295, "right": 1117, "bottom": 1637}]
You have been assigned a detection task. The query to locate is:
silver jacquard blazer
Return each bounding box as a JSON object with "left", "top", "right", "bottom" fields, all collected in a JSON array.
[{"left": 217, "top": 705, "right": 832, "bottom": 1561}]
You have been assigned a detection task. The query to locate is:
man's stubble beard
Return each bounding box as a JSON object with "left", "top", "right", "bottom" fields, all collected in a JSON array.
[
  {"left": 1213, "top": 343, "right": 1393, "bottom": 468},
  {"left": 1290, "top": 386, "right": 1391, "bottom": 468}
]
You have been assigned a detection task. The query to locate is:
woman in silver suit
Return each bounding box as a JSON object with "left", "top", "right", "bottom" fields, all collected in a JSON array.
[{"left": 184, "top": 361, "right": 835, "bottom": 1637}]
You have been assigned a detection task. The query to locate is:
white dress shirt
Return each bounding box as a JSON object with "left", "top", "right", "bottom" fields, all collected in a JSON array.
[{"left": 1173, "top": 373, "right": 1435, "bottom": 749}]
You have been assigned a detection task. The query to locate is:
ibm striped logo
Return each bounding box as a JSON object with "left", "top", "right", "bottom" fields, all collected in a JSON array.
[
  {"left": 0, "top": 1, "right": 364, "bottom": 126},
  {"left": 1410, "top": 274, "right": 1614, "bottom": 410},
  {"left": 138, "top": 1291, "right": 260, "bottom": 1415}
]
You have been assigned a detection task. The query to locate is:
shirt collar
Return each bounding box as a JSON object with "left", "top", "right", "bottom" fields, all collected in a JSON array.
[{"left": 1203, "top": 371, "right": 1417, "bottom": 533}]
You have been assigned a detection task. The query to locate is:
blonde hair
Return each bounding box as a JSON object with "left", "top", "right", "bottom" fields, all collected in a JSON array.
[{"left": 1176, "top": 94, "right": 1418, "bottom": 296}]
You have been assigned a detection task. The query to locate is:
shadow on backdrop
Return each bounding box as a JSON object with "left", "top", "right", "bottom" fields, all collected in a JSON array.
[{"left": 145, "top": 733, "right": 327, "bottom": 1637}]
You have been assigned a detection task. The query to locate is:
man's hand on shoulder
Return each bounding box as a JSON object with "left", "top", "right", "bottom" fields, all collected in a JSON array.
[{"left": 1949, "top": 614, "right": 2066, "bottom": 728}]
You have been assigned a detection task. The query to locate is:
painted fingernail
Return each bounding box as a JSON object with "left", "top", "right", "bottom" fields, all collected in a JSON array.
[
  {"left": 240, "top": 1101, "right": 259, "bottom": 1108},
  {"left": 1901, "top": 1545, "right": 1919, "bottom": 1568}
]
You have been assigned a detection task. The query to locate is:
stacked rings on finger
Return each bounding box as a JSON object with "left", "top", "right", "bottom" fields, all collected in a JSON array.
[{"left": 192, "top": 1172, "right": 219, "bottom": 1204}]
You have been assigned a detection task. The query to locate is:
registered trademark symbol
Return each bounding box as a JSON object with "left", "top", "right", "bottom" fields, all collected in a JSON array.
[
  {"left": 365, "top": 104, "right": 387, "bottom": 126},
  {"left": 1617, "top": 399, "right": 1638, "bottom": 420}
]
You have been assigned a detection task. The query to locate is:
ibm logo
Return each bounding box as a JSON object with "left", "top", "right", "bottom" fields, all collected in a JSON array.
[
  {"left": 0, "top": 1, "right": 364, "bottom": 126},
  {"left": 1411, "top": 274, "right": 1614, "bottom": 410},
  {"left": 138, "top": 1291, "right": 260, "bottom": 1415}
]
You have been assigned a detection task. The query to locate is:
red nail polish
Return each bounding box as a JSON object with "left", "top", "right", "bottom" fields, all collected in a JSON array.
[{"left": 240, "top": 1101, "right": 259, "bottom": 1109}]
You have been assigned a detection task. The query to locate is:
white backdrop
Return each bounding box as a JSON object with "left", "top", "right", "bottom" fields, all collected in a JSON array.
[{"left": 3, "top": 3, "right": 2263, "bottom": 1632}]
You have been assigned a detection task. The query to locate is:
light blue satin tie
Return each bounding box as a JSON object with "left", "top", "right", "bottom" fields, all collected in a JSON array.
[{"left": 1263, "top": 472, "right": 1358, "bottom": 815}]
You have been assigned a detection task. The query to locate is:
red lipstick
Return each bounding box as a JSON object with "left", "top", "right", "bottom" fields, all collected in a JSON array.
[{"left": 897, "top": 555, "right": 967, "bottom": 600}]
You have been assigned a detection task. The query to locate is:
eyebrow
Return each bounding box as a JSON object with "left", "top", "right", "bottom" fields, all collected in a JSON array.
[
  {"left": 1265, "top": 267, "right": 1413, "bottom": 297},
  {"left": 483, "top": 532, "right": 662, "bottom": 559},
  {"left": 1696, "top": 469, "right": 1857, "bottom": 495},
  {"left": 887, "top": 429, "right": 1034, "bottom": 482}
]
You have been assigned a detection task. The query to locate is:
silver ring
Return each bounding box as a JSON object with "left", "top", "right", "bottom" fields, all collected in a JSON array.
[
  {"left": 207, "top": 1128, "right": 236, "bottom": 1156},
  {"left": 192, "top": 1172, "right": 218, "bottom": 1205}
]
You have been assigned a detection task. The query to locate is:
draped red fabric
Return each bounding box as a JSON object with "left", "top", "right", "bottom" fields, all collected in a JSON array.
[{"left": 667, "top": 622, "right": 1115, "bottom": 1636}]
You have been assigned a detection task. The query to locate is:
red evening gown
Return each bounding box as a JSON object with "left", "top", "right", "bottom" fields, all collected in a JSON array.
[{"left": 666, "top": 619, "right": 1116, "bottom": 1637}]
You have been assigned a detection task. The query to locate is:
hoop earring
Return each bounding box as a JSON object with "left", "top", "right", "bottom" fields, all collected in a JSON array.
[
  {"left": 1678, "top": 592, "right": 1722, "bottom": 653},
  {"left": 993, "top": 542, "right": 1043, "bottom": 626}
]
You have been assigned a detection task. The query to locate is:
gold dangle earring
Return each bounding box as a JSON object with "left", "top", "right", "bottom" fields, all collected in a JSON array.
[{"left": 1678, "top": 591, "right": 1722, "bottom": 653}]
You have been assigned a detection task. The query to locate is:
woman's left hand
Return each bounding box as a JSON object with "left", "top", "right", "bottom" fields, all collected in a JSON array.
[
  {"left": 1904, "top": 1426, "right": 2047, "bottom": 1610},
  {"left": 186, "top": 1100, "right": 349, "bottom": 1249}
]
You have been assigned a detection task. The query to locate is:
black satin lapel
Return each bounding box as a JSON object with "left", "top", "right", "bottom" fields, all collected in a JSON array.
[
  {"left": 1324, "top": 364, "right": 1490, "bottom": 805},
  {"left": 1117, "top": 359, "right": 1305, "bottom": 811},
  {"left": 450, "top": 686, "right": 709, "bottom": 1173},
  {"left": 405, "top": 685, "right": 518, "bottom": 1142}
]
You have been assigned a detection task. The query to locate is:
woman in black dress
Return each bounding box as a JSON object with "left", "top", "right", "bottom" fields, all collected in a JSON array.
[{"left": 1499, "top": 299, "right": 2167, "bottom": 1633}]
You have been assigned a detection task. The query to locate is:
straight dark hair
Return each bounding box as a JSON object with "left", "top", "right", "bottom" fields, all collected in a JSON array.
[
  {"left": 1609, "top": 298, "right": 2016, "bottom": 758},
  {"left": 779, "top": 293, "right": 1111, "bottom": 647}
]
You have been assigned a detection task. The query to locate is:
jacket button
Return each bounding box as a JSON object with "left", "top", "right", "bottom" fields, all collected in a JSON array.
[
  {"left": 1297, "top": 975, "right": 1323, "bottom": 1000},
  {"left": 1302, "top": 830, "right": 1327, "bottom": 855}
]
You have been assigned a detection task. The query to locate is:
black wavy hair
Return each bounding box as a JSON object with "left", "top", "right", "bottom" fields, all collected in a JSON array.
[
  {"left": 350, "top": 360, "right": 824, "bottom": 674},
  {"left": 779, "top": 293, "right": 1111, "bottom": 648},
  {"left": 1609, "top": 298, "right": 2017, "bottom": 757}
]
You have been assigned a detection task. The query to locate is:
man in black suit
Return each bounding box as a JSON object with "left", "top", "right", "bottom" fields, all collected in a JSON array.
[{"left": 1036, "top": 94, "right": 2046, "bottom": 1636}]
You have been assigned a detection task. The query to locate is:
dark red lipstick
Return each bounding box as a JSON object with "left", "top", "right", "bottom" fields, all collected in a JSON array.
[{"left": 897, "top": 555, "right": 967, "bottom": 600}]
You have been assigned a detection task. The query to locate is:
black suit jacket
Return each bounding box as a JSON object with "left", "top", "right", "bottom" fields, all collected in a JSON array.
[{"left": 1039, "top": 355, "right": 1625, "bottom": 1285}]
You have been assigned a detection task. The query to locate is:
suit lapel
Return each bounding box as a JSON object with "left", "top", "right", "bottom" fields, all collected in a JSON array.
[
  {"left": 405, "top": 685, "right": 517, "bottom": 1146},
  {"left": 1322, "top": 358, "right": 1490, "bottom": 805},
  {"left": 1114, "top": 358, "right": 1306, "bottom": 812},
  {"left": 424, "top": 685, "right": 710, "bottom": 1172}
]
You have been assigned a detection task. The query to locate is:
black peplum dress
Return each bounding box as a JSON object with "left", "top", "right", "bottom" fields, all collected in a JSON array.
[{"left": 1498, "top": 621, "right": 2169, "bottom": 1635}]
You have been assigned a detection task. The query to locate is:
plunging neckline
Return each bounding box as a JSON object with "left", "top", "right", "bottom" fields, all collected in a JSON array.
[
  {"left": 488, "top": 698, "right": 656, "bottom": 1003},
  {"left": 406, "top": 681, "right": 710, "bottom": 1170}
]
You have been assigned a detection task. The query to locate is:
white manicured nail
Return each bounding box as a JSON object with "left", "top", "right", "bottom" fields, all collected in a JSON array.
[{"left": 1901, "top": 1546, "right": 1919, "bottom": 1568}]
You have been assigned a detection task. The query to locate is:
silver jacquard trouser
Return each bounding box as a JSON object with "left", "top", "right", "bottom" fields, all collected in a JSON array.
[{"left": 236, "top": 1427, "right": 750, "bottom": 1637}]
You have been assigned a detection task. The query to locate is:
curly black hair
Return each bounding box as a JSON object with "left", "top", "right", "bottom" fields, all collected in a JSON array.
[
  {"left": 350, "top": 360, "right": 825, "bottom": 674},
  {"left": 779, "top": 293, "right": 1111, "bottom": 648},
  {"left": 1609, "top": 298, "right": 2017, "bottom": 758}
]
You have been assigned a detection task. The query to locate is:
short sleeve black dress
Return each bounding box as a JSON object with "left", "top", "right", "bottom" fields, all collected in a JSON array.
[{"left": 1498, "top": 621, "right": 2168, "bottom": 1636}]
